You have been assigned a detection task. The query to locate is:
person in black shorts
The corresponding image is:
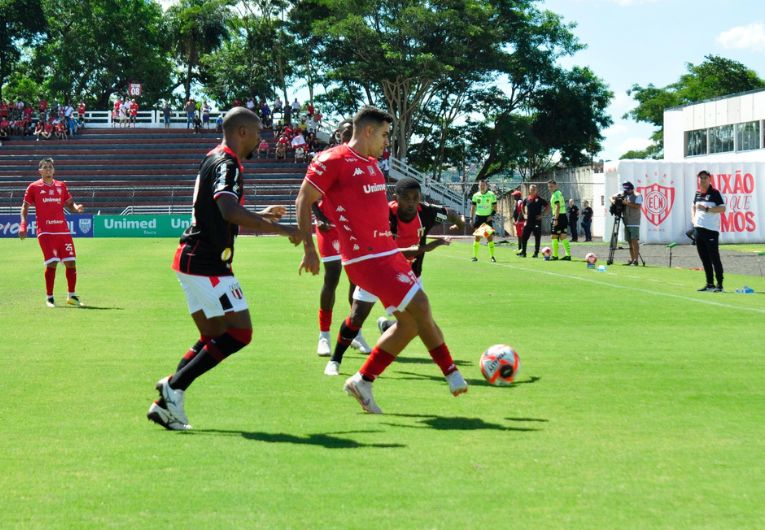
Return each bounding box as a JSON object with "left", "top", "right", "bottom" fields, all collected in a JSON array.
[
  {"left": 547, "top": 180, "right": 571, "bottom": 260},
  {"left": 518, "top": 184, "right": 549, "bottom": 257},
  {"left": 146, "top": 107, "right": 301, "bottom": 431}
]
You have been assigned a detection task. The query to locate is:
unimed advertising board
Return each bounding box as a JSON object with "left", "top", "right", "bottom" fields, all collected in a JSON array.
[{"left": 93, "top": 215, "right": 191, "bottom": 237}]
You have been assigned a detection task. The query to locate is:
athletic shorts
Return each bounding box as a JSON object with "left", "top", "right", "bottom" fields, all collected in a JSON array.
[
  {"left": 514, "top": 221, "right": 525, "bottom": 237},
  {"left": 353, "top": 278, "right": 425, "bottom": 305},
  {"left": 315, "top": 225, "right": 341, "bottom": 262},
  {"left": 176, "top": 271, "right": 248, "bottom": 318},
  {"left": 37, "top": 233, "right": 76, "bottom": 264},
  {"left": 474, "top": 215, "right": 493, "bottom": 228},
  {"left": 551, "top": 215, "right": 568, "bottom": 235},
  {"left": 624, "top": 225, "right": 640, "bottom": 241},
  {"left": 344, "top": 252, "right": 421, "bottom": 315}
]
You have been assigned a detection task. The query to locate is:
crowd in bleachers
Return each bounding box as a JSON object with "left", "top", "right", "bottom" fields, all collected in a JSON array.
[{"left": 0, "top": 99, "right": 86, "bottom": 144}]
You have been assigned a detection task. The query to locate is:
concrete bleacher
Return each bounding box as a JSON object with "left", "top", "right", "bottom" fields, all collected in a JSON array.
[{"left": 0, "top": 127, "right": 308, "bottom": 216}]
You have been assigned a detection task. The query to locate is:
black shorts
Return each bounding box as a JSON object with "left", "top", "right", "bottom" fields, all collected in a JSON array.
[
  {"left": 551, "top": 214, "right": 568, "bottom": 235},
  {"left": 474, "top": 215, "right": 494, "bottom": 227}
]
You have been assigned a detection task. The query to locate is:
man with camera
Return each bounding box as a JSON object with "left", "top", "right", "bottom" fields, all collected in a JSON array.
[{"left": 611, "top": 181, "right": 643, "bottom": 265}]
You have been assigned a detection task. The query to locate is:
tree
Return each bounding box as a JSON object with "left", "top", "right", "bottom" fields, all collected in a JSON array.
[
  {"left": 166, "top": 0, "right": 231, "bottom": 102},
  {"left": 32, "top": 0, "right": 172, "bottom": 106},
  {"left": 0, "top": 0, "right": 46, "bottom": 100},
  {"left": 625, "top": 55, "right": 765, "bottom": 158}
]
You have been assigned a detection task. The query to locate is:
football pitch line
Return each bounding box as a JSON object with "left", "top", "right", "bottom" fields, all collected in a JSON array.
[{"left": 443, "top": 255, "right": 765, "bottom": 315}]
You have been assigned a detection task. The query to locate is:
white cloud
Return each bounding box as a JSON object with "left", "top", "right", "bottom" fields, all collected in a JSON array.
[
  {"left": 618, "top": 136, "right": 652, "bottom": 154},
  {"left": 717, "top": 23, "right": 765, "bottom": 52}
]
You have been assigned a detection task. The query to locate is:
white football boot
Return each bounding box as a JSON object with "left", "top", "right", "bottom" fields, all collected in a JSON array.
[
  {"left": 155, "top": 376, "right": 191, "bottom": 427},
  {"left": 351, "top": 332, "right": 372, "bottom": 354},
  {"left": 147, "top": 400, "right": 191, "bottom": 431},
  {"left": 445, "top": 370, "right": 469, "bottom": 396},
  {"left": 343, "top": 372, "right": 382, "bottom": 414},
  {"left": 324, "top": 361, "right": 340, "bottom": 376},
  {"left": 317, "top": 331, "right": 331, "bottom": 356}
]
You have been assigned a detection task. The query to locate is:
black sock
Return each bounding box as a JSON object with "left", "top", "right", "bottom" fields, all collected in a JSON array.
[
  {"left": 331, "top": 318, "right": 360, "bottom": 364},
  {"left": 170, "top": 330, "right": 250, "bottom": 390},
  {"left": 176, "top": 340, "right": 206, "bottom": 372}
]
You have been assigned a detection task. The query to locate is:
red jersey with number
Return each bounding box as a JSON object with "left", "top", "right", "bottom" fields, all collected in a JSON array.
[
  {"left": 23, "top": 179, "right": 72, "bottom": 235},
  {"left": 304, "top": 144, "right": 396, "bottom": 265}
]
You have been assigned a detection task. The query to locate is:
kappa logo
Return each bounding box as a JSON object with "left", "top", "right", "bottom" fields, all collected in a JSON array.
[
  {"left": 338, "top": 215, "right": 348, "bottom": 222},
  {"left": 637, "top": 183, "right": 676, "bottom": 226},
  {"left": 353, "top": 244, "right": 360, "bottom": 251},
  {"left": 343, "top": 225, "right": 352, "bottom": 231},
  {"left": 396, "top": 272, "right": 414, "bottom": 285},
  {"left": 336, "top": 205, "right": 345, "bottom": 212},
  {"left": 353, "top": 168, "right": 364, "bottom": 177},
  {"left": 40, "top": 189, "right": 47, "bottom": 195},
  {"left": 332, "top": 240, "right": 340, "bottom": 252},
  {"left": 349, "top": 235, "right": 357, "bottom": 241}
]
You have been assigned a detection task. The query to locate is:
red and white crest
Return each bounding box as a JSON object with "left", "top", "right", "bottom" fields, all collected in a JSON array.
[{"left": 638, "top": 183, "right": 676, "bottom": 226}]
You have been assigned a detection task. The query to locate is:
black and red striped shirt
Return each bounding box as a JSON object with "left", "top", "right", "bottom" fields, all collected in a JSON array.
[{"left": 389, "top": 201, "right": 448, "bottom": 277}]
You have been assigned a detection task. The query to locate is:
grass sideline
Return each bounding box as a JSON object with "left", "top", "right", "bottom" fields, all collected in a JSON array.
[{"left": 1, "top": 237, "right": 764, "bottom": 529}]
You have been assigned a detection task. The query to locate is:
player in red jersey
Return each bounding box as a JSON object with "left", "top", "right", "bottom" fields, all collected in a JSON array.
[
  {"left": 19, "top": 158, "right": 84, "bottom": 308},
  {"left": 147, "top": 107, "right": 302, "bottom": 431},
  {"left": 296, "top": 106, "right": 468, "bottom": 414},
  {"left": 313, "top": 119, "right": 370, "bottom": 356},
  {"left": 322, "top": 177, "right": 464, "bottom": 376}
]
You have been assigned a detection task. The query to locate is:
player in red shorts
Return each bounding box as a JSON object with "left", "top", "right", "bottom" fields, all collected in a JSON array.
[
  {"left": 20, "top": 158, "right": 85, "bottom": 307},
  {"left": 313, "top": 119, "right": 370, "bottom": 356},
  {"left": 146, "top": 107, "right": 301, "bottom": 431},
  {"left": 296, "top": 106, "right": 468, "bottom": 414},
  {"left": 322, "top": 177, "right": 464, "bottom": 376}
]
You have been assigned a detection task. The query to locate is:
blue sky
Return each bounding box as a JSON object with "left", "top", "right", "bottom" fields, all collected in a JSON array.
[{"left": 541, "top": 0, "right": 765, "bottom": 160}]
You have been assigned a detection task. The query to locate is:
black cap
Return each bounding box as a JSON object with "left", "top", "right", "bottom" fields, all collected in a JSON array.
[{"left": 622, "top": 181, "right": 634, "bottom": 191}]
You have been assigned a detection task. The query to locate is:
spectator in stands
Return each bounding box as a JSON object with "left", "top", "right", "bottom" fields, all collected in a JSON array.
[
  {"left": 258, "top": 138, "right": 270, "bottom": 159},
  {"left": 38, "top": 98, "right": 48, "bottom": 121},
  {"left": 112, "top": 97, "right": 121, "bottom": 128},
  {"left": 314, "top": 108, "right": 322, "bottom": 125},
  {"left": 232, "top": 97, "right": 243, "bottom": 108},
  {"left": 192, "top": 112, "right": 202, "bottom": 134},
  {"left": 184, "top": 99, "right": 196, "bottom": 129},
  {"left": 274, "top": 96, "right": 283, "bottom": 113},
  {"left": 33, "top": 120, "right": 44, "bottom": 141},
  {"left": 379, "top": 146, "right": 391, "bottom": 177},
  {"left": 291, "top": 131, "right": 306, "bottom": 164},
  {"left": 42, "top": 119, "right": 54, "bottom": 140},
  {"left": 162, "top": 101, "right": 171, "bottom": 128},
  {"left": 260, "top": 101, "right": 271, "bottom": 128},
  {"left": 275, "top": 134, "right": 288, "bottom": 159},
  {"left": 77, "top": 101, "right": 86, "bottom": 127},
  {"left": 0, "top": 100, "right": 8, "bottom": 122},
  {"left": 284, "top": 105, "right": 292, "bottom": 127},
  {"left": 246, "top": 97, "right": 255, "bottom": 112},
  {"left": 0, "top": 117, "right": 11, "bottom": 144},
  {"left": 201, "top": 101, "right": 210, "bottom": 129},
  {"left": 64, "top": 103, "right": 75, "bottom": 136},
  {"left": 215, "top": 113, "right": 224, "bottom": 132},
  {"left": 120, "top": 99, "right": 130, "bottom": 127},
  {"left": 55, "top": 120, "right": 67, "bottom": 141},
  {"left": 306, "top": 101, "right": 314, "bottom": 118},
  {"left": 129, "top": 99, "right": 139, "bottom": 127}
]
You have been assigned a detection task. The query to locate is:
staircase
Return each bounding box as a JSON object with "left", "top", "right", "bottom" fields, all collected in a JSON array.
[{"left": 0, "top": 128, "right": 307, "bottom": 219}]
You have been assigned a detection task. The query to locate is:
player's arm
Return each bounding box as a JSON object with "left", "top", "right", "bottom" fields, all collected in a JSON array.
[
  {"left": 216, "top": 195, "right": 300, "bottom": 244},
  {"left": 444, "top": 208, "right": 465, "bottom": 231},
  {"left": 257, "top": 205, "right": 286, "bottom": 220},
  {"left": 64, "top": 197, "right": 84, "bottom": 213},
  {"left": 400, "top": 237, "right": 451, "bottom": 259},
  {"left": 19, "top": 201, "right": 29, "bottom": 240},
  {"left": 295, "top": 179, "right": 322, "bottom": 275}
]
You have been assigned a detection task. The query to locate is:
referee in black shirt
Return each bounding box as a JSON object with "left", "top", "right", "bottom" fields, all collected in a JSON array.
[{"left": 692, "top": 170, "right": 726, "bottom": 292}]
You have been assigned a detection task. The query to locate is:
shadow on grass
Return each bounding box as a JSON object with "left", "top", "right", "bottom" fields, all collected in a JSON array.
[
  {"left": 69, "top": 305, "right": 124, "bottom": 310},
  {"left": 383, "top": 413, "right": 542, "bottom": 432},
  {"left": 188, "top": 428, "right": 405, "bottom": 449},
  {"left": 391, "top": 370, "right": 541, "bottom": 388}
]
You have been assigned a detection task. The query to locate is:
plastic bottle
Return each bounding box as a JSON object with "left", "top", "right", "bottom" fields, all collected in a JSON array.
[{"left": 735, "top": 286, "right": 755, "bottom": 294}]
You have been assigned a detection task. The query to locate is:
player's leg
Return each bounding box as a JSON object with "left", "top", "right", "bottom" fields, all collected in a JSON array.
[
  {"left": 518, "top": 224, "right": 531, "bottom": 256},
  {"left": 533, "top": 224, "right": 542, "bottom": 256},
  {"left": 326, "top": 297, "right": 375, "bottom": 376},
  {"left": 317, "top": 259, "right": 342, "bottom": 356},
  {"left": 38, "top": 235, "right": 58, "bottom": 306},
  {"left": 558, "top": 217, "right": 571, "bottom": 259},
  {"left": 551, "top": 233, "right": 559, "bottom": 259},
  {"left": 44, "top": 263, "right": 57, "bottom": 307},
  {"left": 472, "top": 234, "right": 480, "bottom": 261},
  {"left": 487, "top": 233, "right": 496, "bottom": 262}
]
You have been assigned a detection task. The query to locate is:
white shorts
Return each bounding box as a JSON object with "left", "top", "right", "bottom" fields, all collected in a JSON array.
[
  {"left": 176, "top": 272, "right": 249, "bottom": 318},
  {"left": 352, "top": 279, "right": 423, "bottom": 313}
]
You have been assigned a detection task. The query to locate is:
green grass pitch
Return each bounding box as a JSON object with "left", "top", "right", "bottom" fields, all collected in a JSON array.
[{"left": 1, "top": 237, "right": 764, "bottom": 528}]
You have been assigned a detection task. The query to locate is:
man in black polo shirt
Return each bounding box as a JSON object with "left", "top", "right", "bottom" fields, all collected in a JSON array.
[
  {"left": 518, "top": 184, "right": 549, "bottom": 257},
  {"left": 692, "top": 170, "right": 726, "bottom": 292}
]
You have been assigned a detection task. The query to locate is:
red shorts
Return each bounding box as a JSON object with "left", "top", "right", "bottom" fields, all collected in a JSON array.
[
  {"left": 315, "top": 225, "right": 341, "bottom": 262},
  {"left": 344, "top": 251, "right": 421, "bottom": 314},
  {"left": 514, "top": 221, "right": 525, "bottom": 237},
  {"left": 38, "top": 233, "right": 76, "bottom": 264}
]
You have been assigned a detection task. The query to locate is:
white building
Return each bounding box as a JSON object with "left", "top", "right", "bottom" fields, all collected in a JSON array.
[{"left": 663, "top": 88, "right": 765, "bottom": 162}]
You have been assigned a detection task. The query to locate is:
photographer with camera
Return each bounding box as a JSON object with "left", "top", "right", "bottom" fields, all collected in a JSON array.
[{"left": 610, "top": 181, "right": 643, "bottom": 265}]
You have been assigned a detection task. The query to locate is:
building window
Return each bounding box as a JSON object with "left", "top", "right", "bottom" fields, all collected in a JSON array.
[
  {"left": 736, "top": 121, "right": 760, "bottom": 151},
  {"left": 708, "top": 125, "right": 734, "bottom": 154},
  {"left": 685, "top": 129, "right": 707, "bottom": 157}
]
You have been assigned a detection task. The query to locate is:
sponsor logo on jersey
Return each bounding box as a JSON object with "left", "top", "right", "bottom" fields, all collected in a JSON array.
[
  {"left": 363, "top": 183, "right": 386, "bottom": 194},
  {"left": 332, "top": 240, "right": 340, "bottom": 252},
  {"left": 41, "top": 197, "right": 61, "bottom": 203},
  {"left": 373, "top": 230, "right": 393, "bottom": 238},
  {"left": 353, "top": 168, "right": 364, "bottom": 177},
  {"left": 397, "top": 273, "right": 414, "bottom": 285},
  {"left": 344, "top": 157, "right": 358, "bottom": 163}
]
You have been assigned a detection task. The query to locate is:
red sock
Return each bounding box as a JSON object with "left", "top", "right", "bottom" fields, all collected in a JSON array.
[
  {"left": 319, "top": 309, "right": 332, "bottom": 332},
  {"left": 44, "top": 267, "right": 56, "bottom": 296},
  {"left": 429, "top": 343, "right": 456, "bottom": 376},
  {"left": 65, "top": 267, "right": 77, "bottom": 293},
  {"left": 337, "top": 317, "right": 360, "bottom": 346},
  {"left": 359, "top": 347, "right": 395, "bottom": 381}
]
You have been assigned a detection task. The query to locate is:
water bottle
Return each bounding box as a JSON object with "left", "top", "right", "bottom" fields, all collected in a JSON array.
[
  {"left": 597, "top": 265, "right": 607, "bottom": 272},
  {"left": 735, "top": 286, "right": 754, "bottom": 294}
]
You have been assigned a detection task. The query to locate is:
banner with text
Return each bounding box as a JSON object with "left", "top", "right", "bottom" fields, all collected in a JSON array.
[
  {"left": 93, "top": 215, "right": 191, "bottom": 237},
  {"left": 0, "top": 214, "right": 94, "bottom": 238},
  {"left": 605, "top": 161, "right": 765, "bottom": 244}
]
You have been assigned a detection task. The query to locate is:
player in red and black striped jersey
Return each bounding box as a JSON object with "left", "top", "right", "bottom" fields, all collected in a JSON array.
[{"left": 147, "top": 107, "right": 301, "bottom": 431}]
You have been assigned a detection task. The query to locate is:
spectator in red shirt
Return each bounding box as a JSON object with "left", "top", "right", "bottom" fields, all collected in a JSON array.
[
  {"left": 33, "top": 120, "right": 44, "bottom": 141},
  {"left": 129, "top": 99, "right": 138, "bottom": 127},
  {"left": 258, "top": 139, "right": 270, "bottom": 159},
  {"left": 77, "top": 101, "right": 86, "bottom": 126}
]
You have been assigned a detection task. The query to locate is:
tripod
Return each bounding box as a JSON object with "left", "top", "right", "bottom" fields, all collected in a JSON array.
[{"left": 606, "top": 210, "right": 645, "bottom": 266}]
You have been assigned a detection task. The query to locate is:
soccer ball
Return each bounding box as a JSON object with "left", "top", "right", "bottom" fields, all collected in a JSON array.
[
  {"left": 480, "top": 344, "right": 521, "bottom": 386},
  {"left": 541, "top": 246, "right": 552, "bottom": 260},
  {"left": 585, "top": 252, "right": 598, "bottom": 265}
]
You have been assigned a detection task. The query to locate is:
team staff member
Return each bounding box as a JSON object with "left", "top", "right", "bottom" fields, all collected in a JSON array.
[
  {"left": 470, "top": 179, "right": 497, "bottom": 262},
  {"left": 517, "top": 184, "right": 548, "bottom": 257},
  {"left": 547, "top": 180, "right": 571, "bottom": 260},
  {"left": 147, "top": 107, "right": 301, "bottom": 431},
  {"left": 581, "top": 200, "right": 593, "bottom": 241},
  {"left": 692, "top": 170, "right": 726, "bottom": 292},
  {"left": 296, "top": 106, "right": 468, "bottom": 414},
  {"left": 19, "top": 157, "right": 85, "bottom": 308}
]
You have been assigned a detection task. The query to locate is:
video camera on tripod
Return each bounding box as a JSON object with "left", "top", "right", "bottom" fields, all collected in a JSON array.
[
  {"left": 606, "top": 182, "right": 645, "bottom": 266},
  {"left": 609, "top": 194, "right": 626, "bottom": 217}
]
